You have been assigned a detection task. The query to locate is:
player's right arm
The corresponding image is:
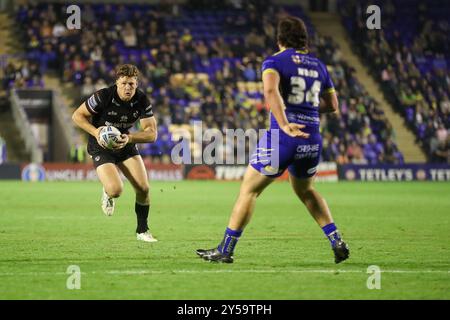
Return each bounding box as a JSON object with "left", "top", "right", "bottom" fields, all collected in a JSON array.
[{"left": 72, "top": 102, "right": 104, "bottom": 145}]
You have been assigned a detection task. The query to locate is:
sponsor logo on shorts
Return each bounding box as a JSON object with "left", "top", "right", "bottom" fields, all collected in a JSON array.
[
  {"left": 296, "top": 144, "right": 320, "bottom": 153},
  {"left": 295, "top": 144, "right": 320, "bottom": 160},
  {"left": 95, "top": 156, "right": 100, "bottom": 162}
]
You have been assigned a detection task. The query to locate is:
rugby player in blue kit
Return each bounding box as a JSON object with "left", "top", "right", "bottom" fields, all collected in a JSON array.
[{"left": 197, "top": 16, "right": 349, "bottom": 264}]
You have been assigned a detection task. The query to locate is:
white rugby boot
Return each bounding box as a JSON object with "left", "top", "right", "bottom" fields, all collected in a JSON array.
[
  {"left": 136, "top": 231, "right": 158, "bottom": 243},
  {"left": 101, "top": 188, "right": 115, "bottom": 216}
]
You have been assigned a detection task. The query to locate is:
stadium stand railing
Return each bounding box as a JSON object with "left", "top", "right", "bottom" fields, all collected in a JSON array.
[{"left": 10, "top": 89, "right": 43, "bottom": 162}]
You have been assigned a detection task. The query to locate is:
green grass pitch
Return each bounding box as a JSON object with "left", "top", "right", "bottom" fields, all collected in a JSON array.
[{"left": 0, "top": 180, "right": 449, "bottom": 299}]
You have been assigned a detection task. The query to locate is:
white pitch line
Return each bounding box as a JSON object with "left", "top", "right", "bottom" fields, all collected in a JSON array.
[
  {"left": 0, "top": 269, "right": 448, "bottom": 276},
  {"left": 103, "top": 269, "right": 450, "bottom": 275}
]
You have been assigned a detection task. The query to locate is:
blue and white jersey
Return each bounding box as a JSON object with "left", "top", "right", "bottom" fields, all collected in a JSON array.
[
  {"left": 261, "top": 48, "right": 335, "bottom": 133},
  {"left": 250, "top": 48, "right": 335, "bottom": 178}
]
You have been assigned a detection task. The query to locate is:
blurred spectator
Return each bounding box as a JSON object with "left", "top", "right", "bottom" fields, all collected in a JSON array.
[
  {"left": 81, "top": 77, "right": 95, "bottom": 100},
  {"left": 122, "top": 22, "right": 137, "bottom": 48},
  {"left": 433, "top": 140, "right": 449, "bottom": 163}
]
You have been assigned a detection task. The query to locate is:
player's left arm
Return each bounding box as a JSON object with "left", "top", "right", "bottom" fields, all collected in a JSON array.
[
  {"left": 319, "top": 90, "right": 339, "bottom": 115},
  {"left": 113, "top": 117, "right": 157, "bottom": 149},
  {"left": 128, "top": 116, "right": 158, "bottom": 143},
  {"left": 319, "top": 65, "right": 339, "bottom": 114}
]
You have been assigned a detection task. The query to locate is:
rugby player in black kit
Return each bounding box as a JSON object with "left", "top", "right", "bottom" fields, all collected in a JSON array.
[{"left": 72, "top": 64, "right": 158, "bottom": 242}]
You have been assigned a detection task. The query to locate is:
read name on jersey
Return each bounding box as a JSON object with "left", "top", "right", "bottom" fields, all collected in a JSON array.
[
  {"left": 262, "top": 49, "right": 334, "bottom": 110},
  {"left": 262, "top": 48, "right": 335, "bottom": 128}
]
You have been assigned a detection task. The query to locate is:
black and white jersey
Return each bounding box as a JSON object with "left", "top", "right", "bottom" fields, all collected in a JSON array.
[{"left": 84, "top": 84, "right": 154, "bottom": 152}]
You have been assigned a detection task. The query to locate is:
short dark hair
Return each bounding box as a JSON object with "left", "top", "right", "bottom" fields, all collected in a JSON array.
[
  {"left": 277, "top": 16, "right": 308, "bottom": 50},
  {"left": 115, "top": 64, "right": 139, "bottom": 80}
]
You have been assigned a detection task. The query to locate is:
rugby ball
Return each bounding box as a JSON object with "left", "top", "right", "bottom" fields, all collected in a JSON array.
[{"left": 99, "top": 126, "right": 121, "bottom": 149}]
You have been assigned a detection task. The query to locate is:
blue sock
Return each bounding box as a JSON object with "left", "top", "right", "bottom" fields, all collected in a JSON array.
[
  {"left": 217, "top": 228, "right": 242, "bottom": 255},
  {"left": 322, "top": 223, "right": 341, "bottom": 247}
]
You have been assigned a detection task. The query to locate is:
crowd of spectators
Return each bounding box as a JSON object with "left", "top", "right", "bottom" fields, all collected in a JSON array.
[
  {"left": 10, "top": 0, "right": 404, "bottom": 164},
  {"left": 340, "top": 0, "right": 449, "bottom": 163},
  {"left": 1, "top": 58, "right": 44, "bottom": 91}
]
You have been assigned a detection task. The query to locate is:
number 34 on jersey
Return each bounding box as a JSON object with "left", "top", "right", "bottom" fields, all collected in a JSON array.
[{"left": 288, "top": 67, "right": 321, "bottom": 107}]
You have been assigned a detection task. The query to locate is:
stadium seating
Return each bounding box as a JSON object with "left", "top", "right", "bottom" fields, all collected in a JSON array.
[
  {"left": 339, "top": 0, "right": 449, "bottom": 163},
  {"left": 0, "top": 56, "right": 44, "bottom": 90},
  {"left": 5, "top": 1, "right": 405, "bottom": 164}
]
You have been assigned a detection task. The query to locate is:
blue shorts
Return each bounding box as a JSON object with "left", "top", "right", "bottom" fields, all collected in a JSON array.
[{"left": 250, "top": 128, "right": 322, "bottom": 179}]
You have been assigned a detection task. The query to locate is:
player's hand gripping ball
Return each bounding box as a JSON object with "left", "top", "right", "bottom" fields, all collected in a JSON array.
[{"left": 98, "top": 126, "right": 122, "bottom": 149}]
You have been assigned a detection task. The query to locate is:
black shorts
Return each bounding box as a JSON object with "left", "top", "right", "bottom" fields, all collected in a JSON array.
[{"left": 87, "top": 141, "right": 140, "bottom": 169}]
